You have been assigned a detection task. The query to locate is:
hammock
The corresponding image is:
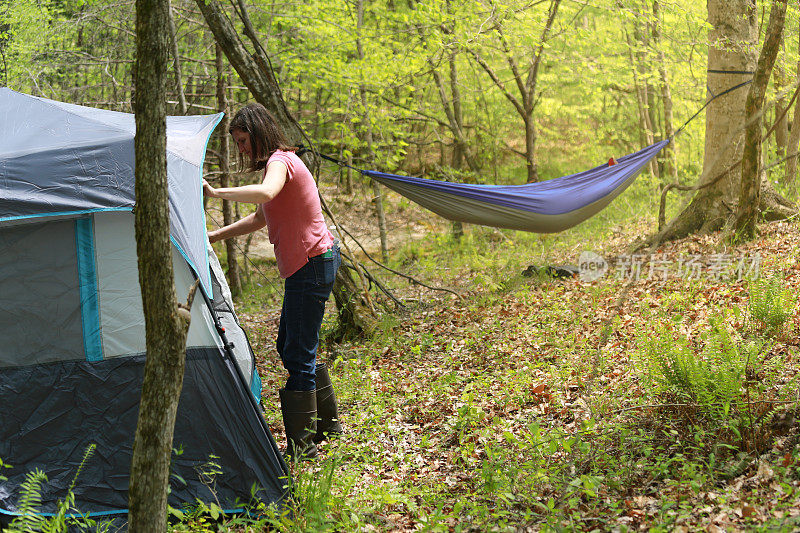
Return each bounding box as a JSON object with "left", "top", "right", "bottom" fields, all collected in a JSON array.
[{"left": 358, "top": 139, "right": 669, "bottom": 233}]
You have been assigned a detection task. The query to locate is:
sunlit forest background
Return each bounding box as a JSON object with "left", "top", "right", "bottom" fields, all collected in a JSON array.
[
  {"left": 4, "top": 2, "right": 800, "bottom": 531},
  {"left": 2, "top": 0, "right": 746, "bottom": 184}
]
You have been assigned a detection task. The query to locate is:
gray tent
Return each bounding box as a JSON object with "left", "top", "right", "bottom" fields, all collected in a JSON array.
[{"left": 0, "top": 88, "right": 289, "bottom": 521}]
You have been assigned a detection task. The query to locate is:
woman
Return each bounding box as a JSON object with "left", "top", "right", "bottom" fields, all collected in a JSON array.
[{"left": 203, "top": 103, "right": 341, "bottom": 459}]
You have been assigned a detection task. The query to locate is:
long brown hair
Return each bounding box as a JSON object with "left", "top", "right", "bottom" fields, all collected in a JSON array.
[{"left": 229, "top": 103, "right": 295, "bottom": 171}]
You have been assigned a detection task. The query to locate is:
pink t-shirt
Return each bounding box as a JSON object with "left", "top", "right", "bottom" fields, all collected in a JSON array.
[{"left": 261, "top": 150, "right": 334, "bottom": 278}]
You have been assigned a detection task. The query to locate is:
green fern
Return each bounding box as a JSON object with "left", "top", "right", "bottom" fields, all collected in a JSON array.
[
  {"left": 43, "top": 443, "right": 96, "bottom": 533},
  {"left": 643, "top": 324, "right": 747, "bottom": 417},
  {"left": 0, "top": 457, "right": 10, "bottom": 482},
  {"left": 6, "top": 444, "right": 98, "bottom": 533},
  {"left": 9, "top": 469, "right": 47, "bottom": 532},
  {"left": 749, "top": 276, "right": 795, "bottom": 336}
]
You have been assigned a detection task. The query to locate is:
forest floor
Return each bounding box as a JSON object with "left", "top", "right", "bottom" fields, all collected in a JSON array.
[{"left": 225, "top": 188, "right": 800, "bottom": 532}]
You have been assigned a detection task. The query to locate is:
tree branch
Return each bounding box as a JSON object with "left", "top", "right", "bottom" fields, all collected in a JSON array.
[
  {"left": 525, "top": 0, "right": 561, "bottom": 98},
  {"left": 495, "top": 25, "right": 528, "bottom": 102},
  {"left": 466, "top": 48, "right": 525, "bottom": 116},
  {"left": 337, "top": 222, "right": 463, "bottom": 300},
  {"left": 176, "top": 279, "right": 200, "bottom": 324}
]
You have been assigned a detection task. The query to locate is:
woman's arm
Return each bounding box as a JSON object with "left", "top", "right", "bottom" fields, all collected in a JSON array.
[
  {"left": 208, "top": 208, "right": 266, "bottom": 243},
  {"left": 204, "top": 161, "right": 288, "bottom": 204}
]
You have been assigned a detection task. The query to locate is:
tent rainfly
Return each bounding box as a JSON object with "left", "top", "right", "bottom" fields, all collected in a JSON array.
[{"left": 0, "top": 88, "right": 289, "bottom": 522}]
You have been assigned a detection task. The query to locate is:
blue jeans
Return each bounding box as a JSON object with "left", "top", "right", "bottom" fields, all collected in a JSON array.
[{"left": 276, "top": 244, "right": 341, "bottom": 391}]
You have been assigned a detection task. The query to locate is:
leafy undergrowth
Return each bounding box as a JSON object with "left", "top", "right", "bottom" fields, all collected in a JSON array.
[{"left": 235, "top": 218, "right": 800, "bottom": 532}]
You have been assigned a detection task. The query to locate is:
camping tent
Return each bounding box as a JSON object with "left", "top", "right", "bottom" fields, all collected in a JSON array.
[{"left": 0, "top": 88, "right": 289, "bottom": 521}]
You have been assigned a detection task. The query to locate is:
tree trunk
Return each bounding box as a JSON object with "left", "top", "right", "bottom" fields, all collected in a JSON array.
[
  {"left": 524, "top": 115, "right": 538, "bottom": 183},
  {"left": 786, "top": 18, "right": 800, "bottom": 186},
  {"left": 370, "top": 178, "right": 389, "bottom": 262},
  {"left": 775, "top": 92, "right": 788, "bottom": 159},
  {"left": 449, "top": 47, "right": 466, "bottom": 239},
  {"left": 469, "top": 0, "right": 560, "bottom": 185},
  {"left": 734, "top": 0, "right": 787, "bottom": 240},
  {"left": 631, "top": 17, "right": 658, "bottom": 177},
  {"left": 216, "top": 43, "right": 241, "bottom": 296},
  {"left": 167, "top": 3, "right": 187, "bottom": 115},
  {"left": 331, "top": 261, "right": 379, "bottom": 342},
  {"left": 637, "top": 10, "right": 661, "bottom": 178},
  {"left": 429, "top": 11, "right": 477, "bottom": 239},
  {"left": 370, "top": 180, "right": 389, "bottom": 262},
  {"left": 653, "top": 0, "right": 677, "bottom": 181},
  {"left": 128, "top": 0, "right": 191, "bottom": 530},
  {"left": 654, "top": 0, "right": 758, "bottom": 243},
  {"left": 449, "top": 42, "right": 476, "bottom": 174},
  {"left": 429, "top": 51, "right": 477, "bottom": 172},
  {"left": 770, "top": 55, "right": 789, "bottom": 160},
  {"left": 312, "top": 86, "right": 323, "bottom": 140},
  {"left": 357, "top": 0, "right": 389, "bottom": 263},
  {"left": 0, "top": 0, "right": 8, "bottom": 88},
  {"left": 345, "top": 150, "right": 354, "bottom": 195},
  {"left": 340, "top": 90, "right": 355, "bottom": 195},
  {"left": 626, "top": 30, "right": 655, "bottom": 170}
]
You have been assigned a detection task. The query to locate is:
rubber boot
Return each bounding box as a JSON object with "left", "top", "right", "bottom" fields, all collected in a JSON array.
[
  {"left": 313, "top": 363, "right": 343, "bottom": 443},
  {"left": 279, "top": 389, "right": 318, "bottom": 460}
]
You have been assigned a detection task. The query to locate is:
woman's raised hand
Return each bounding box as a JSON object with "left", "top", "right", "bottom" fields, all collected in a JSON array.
[{"left": 202, "top": 179, "right": 218, "bottom": 198}]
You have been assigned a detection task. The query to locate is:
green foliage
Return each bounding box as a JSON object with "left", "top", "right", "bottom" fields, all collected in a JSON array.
[
  {"left": 748, "top": 276, "right": 796, "bottom": 336},
  {"left": 11, "top": 470, "right": 48, "bottom": 533},
  {"left": 6, "top": 0, "right": 800, "bottom": 530},
  {"left": 0, "top": 457, "right": 9, "bottom": 482},
  {"left": 641, "top": 322, "right": 753, "bottom": 417},
  {"left": 2, "top": 0, "right": 719, "bottom": 192},
  {"left": 285, "top": 458, "right": 340, "bottom": 530},
  {"left": 168, "top": 500, "right": 229, "bottom": 532},
  {"left": 5, "top": 444, "right": 111, "bottom": 533}
]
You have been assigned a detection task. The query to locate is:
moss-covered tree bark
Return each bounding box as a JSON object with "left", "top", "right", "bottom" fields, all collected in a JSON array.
[
  {"left": 787, "top": 18, "right": 800, "bottom": 186},
  {"left": 655, "top": 0, "right": 757, "bottom": 243},
  {"left": 128, "top": 0, "right": 192, "bottom": 530},
  {"left": 653, "top": 0, "right": 795, "bottom": 247},
  {"left": 734, "top": 0, "right": 788, "bottom": 240},
  {"left": 331, "top": 260, "right": 379, "bottom": 342}
]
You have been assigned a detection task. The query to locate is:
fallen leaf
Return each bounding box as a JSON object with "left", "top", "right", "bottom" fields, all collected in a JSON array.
[{"left": 757, "top": 461, "right": 775, "bottom": 482}]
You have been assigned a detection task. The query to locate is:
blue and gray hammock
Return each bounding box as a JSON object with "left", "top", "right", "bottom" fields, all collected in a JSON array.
[
  {"left": 315, "top": 139, "right": 669, "bottom": 233},
  {"left": 306, "top": 75, "right": 759, "bottom": 233}
]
